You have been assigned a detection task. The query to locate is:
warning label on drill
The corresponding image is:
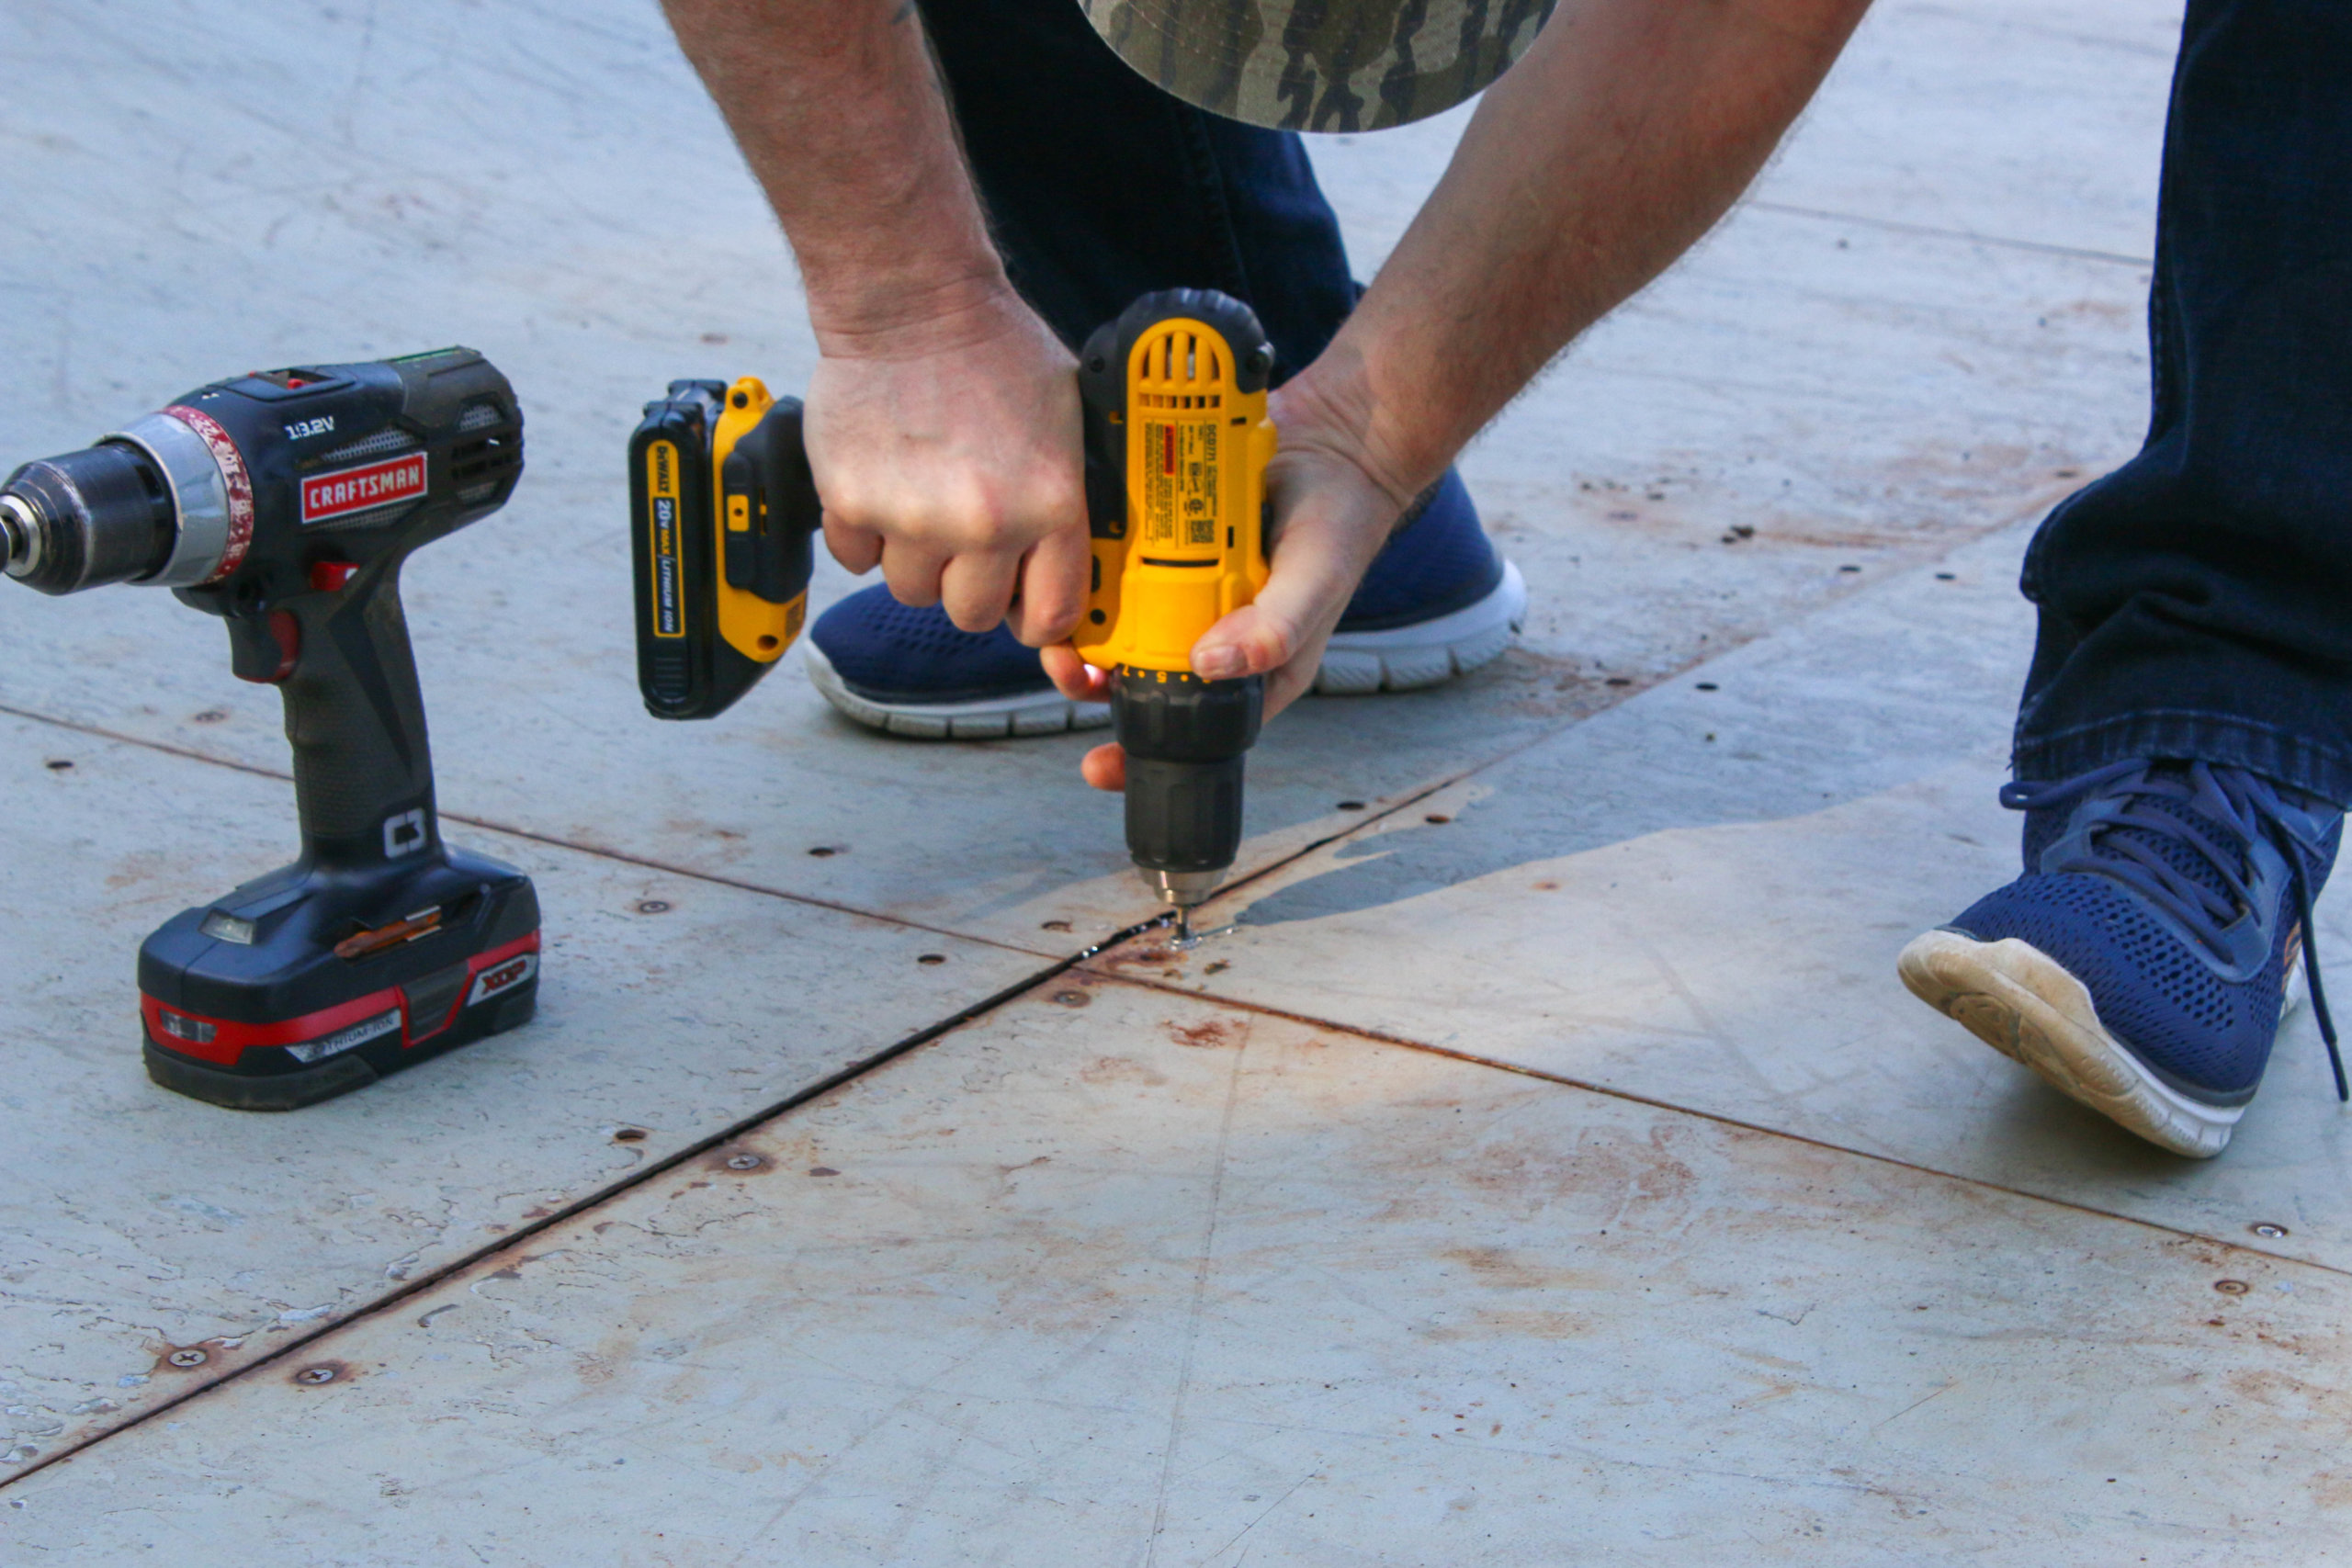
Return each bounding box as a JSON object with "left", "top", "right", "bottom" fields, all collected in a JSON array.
[
  {"left": 1141, "top": 421, "right": 1219, "bottom": 547},
  {"left": 646, "top": 440, "right": 685, "bottom": 638},
  {"left": 300, "top": 452, "right": 427, "bottom": 525}
]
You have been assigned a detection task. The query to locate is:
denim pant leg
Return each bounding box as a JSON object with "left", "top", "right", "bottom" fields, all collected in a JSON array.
[
  {"left": 916, "top": 0, "right": 1358, "bottom": 383},
  {"left": 2013, "top": 0, "right": 2352, "bottom": 806}
]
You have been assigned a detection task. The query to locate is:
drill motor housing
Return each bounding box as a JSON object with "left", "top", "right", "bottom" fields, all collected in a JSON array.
[{"left": 1, "top": 349, "right": 540, "bottom": 1110}]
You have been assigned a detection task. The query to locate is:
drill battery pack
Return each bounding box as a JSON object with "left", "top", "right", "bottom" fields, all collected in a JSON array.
[
  {"left": 140, "top": 856, "right": 541, "bottom": 1112},
  {"left": 628, "top": 378, "right": 820, "bottom": 719}
]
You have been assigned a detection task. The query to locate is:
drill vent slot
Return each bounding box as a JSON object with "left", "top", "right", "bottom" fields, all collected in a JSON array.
[
  {"left": 1138, "top": 329, "right": 1227, "bottom": 410},
  {"left": 452, "top": 432, "right": 521, "bottom": 488},
  {"left": 314, "top": 428, "right": 422, "bottom": 467},
  {"left": 457, "top": 400, "right": 507, "bottom": 433}
]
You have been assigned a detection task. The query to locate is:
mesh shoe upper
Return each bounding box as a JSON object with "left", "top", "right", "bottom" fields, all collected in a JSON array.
[
  {"left": 810, "top": 465, "right": 1502, "bottom": 704},
  {"left": 809, "top": 593, "right": 1050, "bottom": 706},
  {"left": 1947, "top": 759, "right": 2341, "bottom": 1102},
  {"left": 1332, "top": 468, "right": 1502, "bottom": 633}
]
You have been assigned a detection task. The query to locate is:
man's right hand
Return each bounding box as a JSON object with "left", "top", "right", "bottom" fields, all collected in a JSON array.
[{"left": 805, "top": 287, "right": 1092, "bottom": 648}]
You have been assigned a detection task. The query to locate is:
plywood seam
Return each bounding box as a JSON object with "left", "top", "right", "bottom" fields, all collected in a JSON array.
[
  {"left": 1193, "top": 501, "right": 2064, "bottom": 928},
  {"left": 0, "top": 699, "right": 1067, "bottom": 964},
  {"left": 0, "top": 906, "right": 1177, "bottom": 1492},
  {"left": 1071, "top": 966, "right": 2348, "bottom": 1285},
  {"left": 1745, "top": 199, "right": 2155, "bottom": 269}
]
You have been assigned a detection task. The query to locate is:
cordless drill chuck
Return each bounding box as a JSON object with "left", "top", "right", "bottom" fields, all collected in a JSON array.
[
  {"left": 2, "top": 431, "right": 188, "bottom": 592},
  {"left": 1074, "top": 290, "right": 1277, "bottom": 921},
  {"left": 1114, "top": 667, "right": 1263, "bottom": 912},
  {"left": 2, "top": 349, "right": 541, "bottom": 1110}
]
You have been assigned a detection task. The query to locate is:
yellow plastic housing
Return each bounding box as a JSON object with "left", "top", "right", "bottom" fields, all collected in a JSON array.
[
  {"left": 1073, "top": 316, "right": 1275, "bottom": 672},
  {"left": 709, "top": 377, "right": 806, "bottom": 663}
]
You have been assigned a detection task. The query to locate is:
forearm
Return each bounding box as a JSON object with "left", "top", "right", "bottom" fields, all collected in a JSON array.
[
  {"left": 1302, "top": 0, "right": 1874, "bottom": 498},
  {"left": 662, "top": 0, "right": 1005, "bottom": 353}
]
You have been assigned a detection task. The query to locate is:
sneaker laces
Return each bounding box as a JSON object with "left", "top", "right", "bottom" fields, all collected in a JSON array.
[{"left": 2002, "top": 759, "right": 2344, "bottom": 1100}]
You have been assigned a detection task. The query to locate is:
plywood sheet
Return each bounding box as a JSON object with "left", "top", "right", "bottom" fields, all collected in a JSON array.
[
  {"left": 6, "top": 982, "right": 2341, "bottom": 1564},
  {"left": 0, "top": 715, "right": 1040, "bottom": 1465}
]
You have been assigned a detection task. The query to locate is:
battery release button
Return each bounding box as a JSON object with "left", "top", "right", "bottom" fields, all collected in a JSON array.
[{"left": 198, "top": 910, "right": 259, "bottom": 945}]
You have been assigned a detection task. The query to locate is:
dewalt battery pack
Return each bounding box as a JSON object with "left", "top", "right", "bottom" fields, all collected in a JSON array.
[{"left": 628, "top": 377, "right": 820, "bottom": 719}]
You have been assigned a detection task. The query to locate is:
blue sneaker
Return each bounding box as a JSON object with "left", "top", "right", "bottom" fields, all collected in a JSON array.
[
  {"left": 801, "top": 468, "right": 1526, "bottom": 738},
  {"left": 1897, "top": 759, "right": 2342, "bottom": 1157}
]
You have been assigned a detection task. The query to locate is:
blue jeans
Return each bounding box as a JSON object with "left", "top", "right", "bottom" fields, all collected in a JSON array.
[
  {"left": 919, "top": 0, "right": 1358, "bottom": 380},
  {"left": 2016, "top": 0, "right": 2352, "bottom": 806}
]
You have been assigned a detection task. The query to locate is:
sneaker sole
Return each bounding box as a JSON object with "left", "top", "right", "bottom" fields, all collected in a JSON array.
[
  {"left": 1314, "top": 559, "right": 1529, "bottom": 695},
  {"left": 802, "top": 643, "right": 1114, "bottom": 739},
  {"left": 1895, "top": 930, "right": 2244, "bottom": 1158},
  {"left": 805, "top": 557, "right": 1531, "bottom": 738}
]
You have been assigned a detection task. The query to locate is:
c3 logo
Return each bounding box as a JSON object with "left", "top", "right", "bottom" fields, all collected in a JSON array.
[{"left": 383, "top": 808, "right": 427, "bottom": 858}]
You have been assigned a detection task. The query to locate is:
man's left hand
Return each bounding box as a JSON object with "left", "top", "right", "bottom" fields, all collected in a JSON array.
[{"left": 1038, "top": 367, "right": 1421, "bottom": 791}]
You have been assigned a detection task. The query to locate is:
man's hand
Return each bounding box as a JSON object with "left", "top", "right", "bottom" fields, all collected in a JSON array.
[
  {"left": 808, "top": 290, "right": 1091, "bottom": 644},
  {"left": 664, "top": 0, "right": 1090, "bottom": 642},
  {"left": 1039, "top": 363, "right": 1418, "bottom": 791}
]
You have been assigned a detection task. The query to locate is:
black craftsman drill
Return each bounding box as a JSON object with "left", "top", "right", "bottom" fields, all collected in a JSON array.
[{"left": 0, "top": 348, "right": 540, "bottom": 1110}]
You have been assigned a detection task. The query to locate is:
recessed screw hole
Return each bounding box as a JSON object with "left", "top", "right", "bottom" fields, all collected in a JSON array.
[
  {"left": 1935, "top": 572, "right": 1957, "bottom": 581},
  {"left": 1695, "top": 682, "right": 1718, "bottom": 692},
  {"left": 193, "top": 709, "right": 228, "bottom": 724},
  {"left": 917, "top": 953, "right": 946, "bottom": 965},
  {"left": 1424, "top": 814, "right": 1452, "bottom": 825},
  {"left": 1604, "top": 676, "right": 1633, "bottom": 687},
  {"left": 808, "top": 1166, "right": 840, "bottom": 1178},
  {"left": 44, "top": 760, "right": 73, "bottom": 772},
  {"left": 1337, "top": 800, "right": 1365, "bottom": 811},
  {"left": 2252, "top": 1222, "right": 2290, "bottom": 1240},
  {"left": 1042, "top": 919, "right": 1072, "bottom": 932},
  {"left": 1052, "top": 990, "right": 1091, "bottom": 1008},
  {"left": 634, "top": 899, "right": 672, "bottom": 915},
  {"left": 2213, "top": 1279, "right": 2250, "bottom": 1295},
  {"left": 726, "top": 1153, "right": 766, "bottom": 1172},
  {"left": 613, "top": 1127, "right": 648, "bottom": 1143}
]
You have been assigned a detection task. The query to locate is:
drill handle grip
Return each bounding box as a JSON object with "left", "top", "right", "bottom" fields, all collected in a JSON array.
[{"left": 263, "top": 561, "right": 438, "bottom": 871}]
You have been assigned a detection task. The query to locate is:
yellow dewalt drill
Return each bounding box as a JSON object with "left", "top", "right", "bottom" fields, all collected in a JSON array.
[
  {"left": 631, "top": 292, "right": 1273, "bottom": 935},
  {"left": 1072, "top": 289, "right": 1277, "bottom": 933}
]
